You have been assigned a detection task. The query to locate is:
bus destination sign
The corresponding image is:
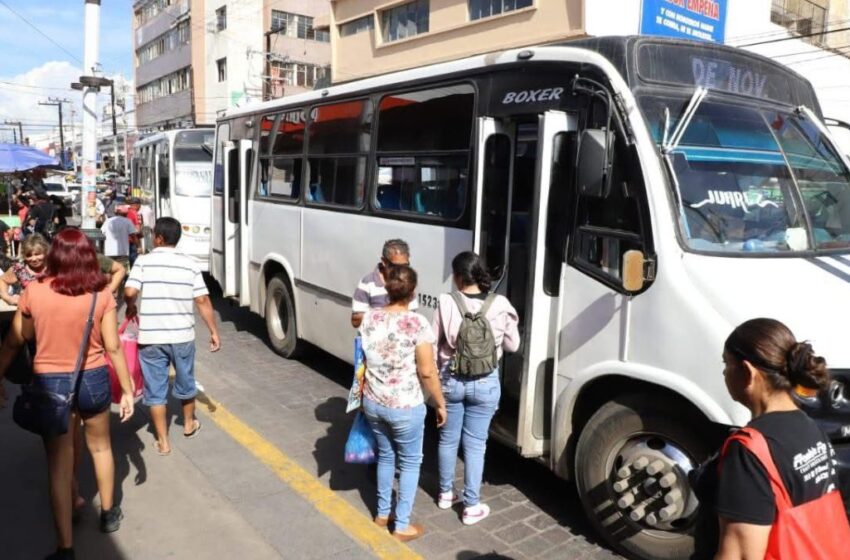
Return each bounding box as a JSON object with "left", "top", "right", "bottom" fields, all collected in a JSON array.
[{"left": 636, "top": 43, "right": 818, "bottom": 109}]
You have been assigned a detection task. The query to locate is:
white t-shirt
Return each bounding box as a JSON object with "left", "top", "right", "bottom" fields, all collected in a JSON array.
[{"left": 101, "top": 216, "right": 136, "bottom": 257}]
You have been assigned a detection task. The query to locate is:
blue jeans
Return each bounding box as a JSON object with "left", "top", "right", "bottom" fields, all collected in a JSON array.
[
  {"left": 33, "top": 366, "right": 111, "bottom": 418},
  {"left": 362, "top": 398, "right": 426, "bottom": 531},
  {"left": 139, "top": 342, "right": 197, "bottom": 406},
  {"left": 438, "top": 368, "right": 501, "bottom": 507}
]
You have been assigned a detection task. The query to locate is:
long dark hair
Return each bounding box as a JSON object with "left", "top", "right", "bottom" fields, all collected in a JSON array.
[
  {"left": 385, "top": 265, "right": 418, "bottom": 304},
  {"left": 452, "top": 251, "right": 491, "bottom": 292},
  {"left": 725, "top": 318, "right": 829, "bottom": 392}
]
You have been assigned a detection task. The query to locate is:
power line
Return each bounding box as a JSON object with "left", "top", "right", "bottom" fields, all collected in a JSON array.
[
  {"left": 739, "top": 25, "right": 850, "bottom": 46},
  {"left": 0, "top": 0, "right": 82, "bottom": 65}
]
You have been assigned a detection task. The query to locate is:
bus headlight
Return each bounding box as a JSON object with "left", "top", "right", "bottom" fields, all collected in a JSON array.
[
  {"left": 203, "top": 227, "right": 211, "bottom": 234},
  {"left": 182, "top": 225, "right": 190, "bottom": 232},
  {"left": 192, "top": 226, "right": 200, "bottom": 233}
]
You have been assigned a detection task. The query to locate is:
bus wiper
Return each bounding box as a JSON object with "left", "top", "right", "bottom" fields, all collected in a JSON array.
[{"left": 662, "top": 87, "right": 707, "bottom": 154}]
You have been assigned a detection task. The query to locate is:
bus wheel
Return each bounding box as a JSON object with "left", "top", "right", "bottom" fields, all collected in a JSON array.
[
  {"left": 265, "top": 274, "right": 300, "bottom": 358},
  {"left": 574, "top": 396, "right": 709, "bottom": 560}
]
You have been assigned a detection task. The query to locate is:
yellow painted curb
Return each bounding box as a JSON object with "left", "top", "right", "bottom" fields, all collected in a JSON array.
[{"left": 195, "top": 393, "right": 423, "bottom": 560}]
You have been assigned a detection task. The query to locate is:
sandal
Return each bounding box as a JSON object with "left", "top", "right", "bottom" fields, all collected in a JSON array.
[
  {"left": 184, "top": 419, "right": 202, "bottom": 439},
  {"left": 153, "top": 441, "right": 171, "bottom": 456}
]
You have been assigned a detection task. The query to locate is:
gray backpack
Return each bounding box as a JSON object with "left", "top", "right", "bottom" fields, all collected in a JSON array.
[{"left": 450, "top": 292, "right": 498, "bottom": 377}]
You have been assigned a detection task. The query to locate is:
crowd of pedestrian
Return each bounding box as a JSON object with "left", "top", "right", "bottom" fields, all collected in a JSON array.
[
  {"left": 349, "top": 238, "right": 850, "bottom": 557},
  {"left": 2, "top": 217, "right": 850, "bottom": 558},
  {"left": 0, "top": 215, "right": 219, "bottom": 560}
]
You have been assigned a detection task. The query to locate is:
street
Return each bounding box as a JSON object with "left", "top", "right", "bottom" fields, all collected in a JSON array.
[{"left": 1, "top": 288, "right": 619, "bottom": 560}]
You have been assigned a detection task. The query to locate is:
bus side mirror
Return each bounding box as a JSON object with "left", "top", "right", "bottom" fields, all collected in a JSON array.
[
  {"left": 576, "top": 129, "right": 613, "bottom": 198},
  {"left": 622, "top": 250, "right": 645, "bottom": 292}
]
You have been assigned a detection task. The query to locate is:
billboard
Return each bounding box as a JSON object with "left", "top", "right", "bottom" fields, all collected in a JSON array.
[{"left": 640, "top": 0, "right": 727, "bottom": 43}]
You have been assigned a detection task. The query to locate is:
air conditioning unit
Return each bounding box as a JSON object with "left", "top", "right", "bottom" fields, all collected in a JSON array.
[{"left": 206, "top": 21, "right": 218, "bottom": 33}]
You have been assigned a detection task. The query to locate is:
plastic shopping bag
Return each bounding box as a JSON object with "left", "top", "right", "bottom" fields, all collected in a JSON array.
[
  {"left": 344, "top": 412, "right": 377, "bottom": 464},
  {"left": 107, "top": 318, "right": 144, "bottom": 403},
  {"left": 345, "top": 337, "right": 366, "bottom": 413}
]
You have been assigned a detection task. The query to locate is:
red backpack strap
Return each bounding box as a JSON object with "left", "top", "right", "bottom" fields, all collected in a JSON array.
[{"left": 720, "top": 427, "right": 793, "bottom": 510}]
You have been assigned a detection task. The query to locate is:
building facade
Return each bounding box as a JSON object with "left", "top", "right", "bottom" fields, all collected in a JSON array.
[
  {"left": 133, "top": 0, "right": 200, "bottom": 130},
  {"left": 133, "top": 0, "right": 333, "bottom": 131},
  {"left": 328, "top": 0, "right": 850, "bottom": 148}
]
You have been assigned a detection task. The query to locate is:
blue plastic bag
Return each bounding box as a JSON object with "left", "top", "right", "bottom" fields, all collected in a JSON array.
[
  {"left": 346, "top": 337, "right": 366, "bottom": 413},
  {"left": 344, "top": 412, "right": 377, "bottom": 464}
]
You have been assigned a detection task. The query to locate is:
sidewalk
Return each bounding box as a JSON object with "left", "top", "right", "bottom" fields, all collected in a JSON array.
[{"left": 0, "top": 382, "right": 372, "bottom": 560}]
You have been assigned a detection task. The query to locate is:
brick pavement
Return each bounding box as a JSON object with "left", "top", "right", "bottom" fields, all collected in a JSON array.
[{"left": 195, "top": 294, "right": 622, "bottom": 560}]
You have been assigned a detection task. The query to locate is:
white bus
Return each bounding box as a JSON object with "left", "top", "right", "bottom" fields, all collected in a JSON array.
[
  {"left": 210, "top": 36, "right": 850, "bottom": 559},
  {"left": 132, "top": 129, "right": 215, "bottom": 269}
]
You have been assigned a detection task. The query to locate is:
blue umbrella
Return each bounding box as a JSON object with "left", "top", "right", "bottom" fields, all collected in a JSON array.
[{"left": 0, "top": 142, "right": 61, "bottom": 172}]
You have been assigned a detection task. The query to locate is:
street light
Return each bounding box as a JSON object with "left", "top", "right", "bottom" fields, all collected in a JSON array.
[{"left": 72, "top": 76, "right": 119, "bottom": 173}]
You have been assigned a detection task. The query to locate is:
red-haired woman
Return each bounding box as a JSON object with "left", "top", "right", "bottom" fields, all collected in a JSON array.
[{"left": 0, "top": 228, "right": 135, "bottom": 560}]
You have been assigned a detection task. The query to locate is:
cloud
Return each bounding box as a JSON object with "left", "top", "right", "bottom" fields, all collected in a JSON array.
[{"left": 0, "top": 61, "right": 133, "bottom": 145}]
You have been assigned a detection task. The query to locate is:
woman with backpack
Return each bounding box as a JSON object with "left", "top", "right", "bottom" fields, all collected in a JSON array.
[
  {"left": 432, "top": 251, "right": 519, "bottom": 525},
  {"left": 714, "top": 318, "right": 850, "bottom": 559}
]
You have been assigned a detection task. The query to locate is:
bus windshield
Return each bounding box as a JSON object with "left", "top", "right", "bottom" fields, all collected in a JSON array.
[
  {"left": 641, "top": 96, "right": 850, "bottom": 254},
  {"left": 174, "top": 130, "right": 214, "bottom": 197}
]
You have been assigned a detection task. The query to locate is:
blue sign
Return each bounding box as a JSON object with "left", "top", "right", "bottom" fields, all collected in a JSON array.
[{"left": 640, "top": 0, "right": 727, "bottom": 43}]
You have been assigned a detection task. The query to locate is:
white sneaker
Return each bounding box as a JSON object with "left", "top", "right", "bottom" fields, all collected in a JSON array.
[
  {"left": 437, "top": 491, "right": 457, "bottom": 510},
  {"left": 462, "top": 503, "right": 490, "bottom": 525}
]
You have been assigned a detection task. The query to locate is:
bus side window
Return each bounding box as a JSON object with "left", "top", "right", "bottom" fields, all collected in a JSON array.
[
  {"left": 480, "top": 134, "right": 512, "bottom": 283},
  {"left": 570, "top": 132, "right": 649, "bottom": 289},
  {"left": 227, "top": 148, "right": 239, "bottom": 224},
  {"left": 373, "top": 84, "right": 475, "bottom": 221},
  {"left": 543, "top": 131, "right": 578, "bottom": 295}
]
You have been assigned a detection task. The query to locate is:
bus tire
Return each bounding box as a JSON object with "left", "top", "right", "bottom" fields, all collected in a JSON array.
[
  {"left": 265, "top": 274, "right": 300, "bottom": 358},
  {"left": 574, "top": 395, "right": 710, "bottom": 560}
]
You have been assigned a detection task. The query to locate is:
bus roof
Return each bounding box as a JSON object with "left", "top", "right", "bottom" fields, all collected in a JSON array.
[
  {"left": 220, "top": 36, "right": 821, "bottom": 121},
  {"left": 134, "top": 128, "right": 214, "bottom": 149}
]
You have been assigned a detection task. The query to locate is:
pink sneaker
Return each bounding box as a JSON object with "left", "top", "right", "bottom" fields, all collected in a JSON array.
[
  {"left": 437, "top": 491, "right": 457, "bottom": 510},
  {"left": 462, "top": 503, "right": 490, "bottom": 525}
]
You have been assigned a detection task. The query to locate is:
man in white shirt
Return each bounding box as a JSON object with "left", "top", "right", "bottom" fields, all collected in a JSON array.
[
  {"left": 124, "top": 216, "right": 221, "bottom": 455},
  {"left": 101, "top": 206, "right": 137, "bottom": 268}
]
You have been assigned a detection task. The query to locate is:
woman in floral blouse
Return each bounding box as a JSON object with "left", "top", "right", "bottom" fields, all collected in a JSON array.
[{"left": 359, "top": 265, "right": 446, "bottom": 542}]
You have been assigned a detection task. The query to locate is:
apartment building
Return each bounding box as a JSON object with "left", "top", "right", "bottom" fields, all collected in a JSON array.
[
  {"left": 133, "top": 0, "right": 332, "bottom": 131},
  {"left": 133, "top": 0, "right": 202, "bottom": 130},
  {"left": 262, "top": 1, "right": 332, "bottom": 99}
]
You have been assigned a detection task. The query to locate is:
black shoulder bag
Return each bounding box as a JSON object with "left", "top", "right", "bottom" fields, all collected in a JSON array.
[{"left": 13, "top": 293, "right": 98, "bottom": 438}]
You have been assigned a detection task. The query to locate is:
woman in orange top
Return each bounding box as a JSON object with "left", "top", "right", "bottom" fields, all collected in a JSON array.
[{"left": 0, "top": 228, "right": 135, "bottom": 560}]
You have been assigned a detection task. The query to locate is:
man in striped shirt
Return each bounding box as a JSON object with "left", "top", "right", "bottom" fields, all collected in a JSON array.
[
  {"left": 124, "top": 217, "right": 221, "bottom": 456},
  {"left": 350, "top": 239, "right": 417, "bottom": 328}
]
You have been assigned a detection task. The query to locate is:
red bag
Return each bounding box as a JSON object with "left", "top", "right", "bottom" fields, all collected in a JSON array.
[
  {"left": 106, "top": 318, "right": 143, "bottom": 403},
  {"left": 720, "top": 427, "right": 850, "bottom": 560}
]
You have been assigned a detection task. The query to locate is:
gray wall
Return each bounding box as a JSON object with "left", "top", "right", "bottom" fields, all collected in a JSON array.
[{"left": 136, "top": 90, "right": 193, "bottom": 129}]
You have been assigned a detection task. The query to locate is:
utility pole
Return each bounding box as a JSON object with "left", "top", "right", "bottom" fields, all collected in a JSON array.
[
  {"left": 108, "top": 81, "right": 118, "bottom": 172},
  {"left": 80, "top": 0, "right": 100, "bottom": 230},
  {"left": 69, "top": 106, "right": 78, "bottom": 173},
  {"left": 39, "top": 98, "right": 71, "bottom": 169},
  {"left": 4, "top": 120, "right": 23, "bottom": 143}
]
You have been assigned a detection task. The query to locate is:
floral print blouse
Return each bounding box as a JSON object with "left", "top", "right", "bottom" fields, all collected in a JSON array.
[{"left": 359, "top": 309, "right": 436, "bottom": 409}]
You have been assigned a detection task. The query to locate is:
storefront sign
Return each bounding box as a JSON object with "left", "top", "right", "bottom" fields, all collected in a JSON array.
[{"left": 640, "top": 0, "right": 727, "bottom": 43}]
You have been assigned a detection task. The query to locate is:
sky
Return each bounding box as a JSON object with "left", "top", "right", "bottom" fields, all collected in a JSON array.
[{"left": 0, "top": 0, "right": 134, "bottom": 144}]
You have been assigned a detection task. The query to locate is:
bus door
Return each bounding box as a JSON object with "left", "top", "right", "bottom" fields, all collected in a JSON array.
[
  {"left": 211, "top": 124, "right": 230, "bottom": 287},
  {"left": 475, "top": 111, "right": 575, "bottom": 457},
  {"left": 222, "top": 139, "right": 252, "bottom": 299}
]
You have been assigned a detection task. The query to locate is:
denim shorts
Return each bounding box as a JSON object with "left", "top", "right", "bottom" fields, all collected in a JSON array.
[
  {"left": 32, "top": 366, "right": 111, "bottom": 418},
  {"left": 139, "top": 341, "right": 197, "bottom": 406}
]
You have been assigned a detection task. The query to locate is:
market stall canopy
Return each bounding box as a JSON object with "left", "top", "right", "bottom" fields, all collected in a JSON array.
[{"left": 0, "top": 143, "right": 60, "bottom": 172}]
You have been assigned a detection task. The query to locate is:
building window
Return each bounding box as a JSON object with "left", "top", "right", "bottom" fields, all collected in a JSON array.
[
  {"left": 468, "top": 0, "right": 532, "bottom": 21},
  {"left": 136, "top": 20, "right": 190, "bottom": 66},
  {"left": 270, "top": 10, "right": 330, "bottom": 42},
  {"left": 269, "top": 61, "right": 328, "bottom": 94},
  {"left": 217, "top": 58, "right": 227, "bottom": 82},
  {"left": 216, "top": 5, "right": 227, "bottom": 31},
  {"left": 137, "top": 67, "right": 191, "bottom": 104},
  {"left": 136, "top": 0, "right": 174, "bottom": 27},
  {"left": 770, "top": 0, "right": 827, "bottom": 44},
  {"left": 381, "top": 0, "right": 429, "bottom": 42},
  {"left": 339, "top": 15, "right": 374, "bottom": 37}
]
